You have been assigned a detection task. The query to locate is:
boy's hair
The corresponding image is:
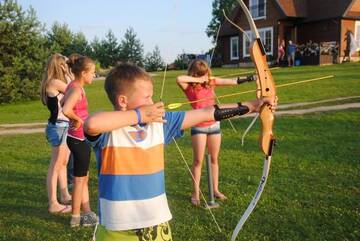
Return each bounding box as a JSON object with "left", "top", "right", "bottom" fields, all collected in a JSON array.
[
  {"left": 105, "top": 62, "right": 153, "bottom": 106},
  {"left": 67, "top": 54, "right": 94, "bottom": 78}
]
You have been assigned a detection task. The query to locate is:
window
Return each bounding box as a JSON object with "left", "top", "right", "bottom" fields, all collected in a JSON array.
[
  {"left": 249, "top": 0, "right": 266, "bottom": 19},
  {"left": 230, "top": 36, "right": 239, "bottom": 60},
  {"left": 355, "top": 21, "right": 360, "bottom": 50},
  {"left": 243, "top": 27, "right": 273, "bottom": 57}
]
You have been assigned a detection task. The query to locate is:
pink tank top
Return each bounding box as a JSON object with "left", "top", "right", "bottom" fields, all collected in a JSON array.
[
  {"left": 184, "top": 83, "right": 216, "bottom": 127},
  {"left": 66, "top": 81, "right": 88, "bottom": 140}
]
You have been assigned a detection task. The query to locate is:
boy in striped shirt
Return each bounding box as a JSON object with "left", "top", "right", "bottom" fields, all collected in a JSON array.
[{"left": 85, "top": 63, "right": 275, "bottom": 240}]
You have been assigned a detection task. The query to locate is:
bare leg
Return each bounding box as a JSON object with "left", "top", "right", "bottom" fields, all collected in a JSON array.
[
  {"left": 81, "top": 173, "right": 91, "bottom": 213},
  {"left": 47, "top": 144, "right": 70, "bottom": 212},
  {"left": 72, "top": 176, "right": 86, "bottom": 215},
  {"left": 58, "top": 152, "right": 71, "bottom": 203},
  {"left": 207, "top": 134, "right": 226, "bottom": 200},
  {"left": 190, "top": 134, "right": 207, "bottom": 205}
]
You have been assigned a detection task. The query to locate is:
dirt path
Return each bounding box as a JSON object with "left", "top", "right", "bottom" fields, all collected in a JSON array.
[{"left": 1, "top": 97, "right": 359, "bottom": 135}]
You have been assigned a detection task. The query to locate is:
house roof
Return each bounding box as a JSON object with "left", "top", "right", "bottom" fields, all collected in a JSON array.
[
  {"left": 276, "top": 0, "right": 357, "bottom": 21},
  {"left": 275, "top": 0, "right": 307, "bottom": 18},
  {"left": 219, "top": 0, "right": 360, "bottom": 37}
]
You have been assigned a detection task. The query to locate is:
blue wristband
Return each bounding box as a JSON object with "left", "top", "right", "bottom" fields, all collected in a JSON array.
[{"left": 134, "top": 108, "right": 142, "bottom": 124}]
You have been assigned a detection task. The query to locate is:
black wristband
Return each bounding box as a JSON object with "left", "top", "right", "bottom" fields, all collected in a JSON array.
[
  {"left": 213, "top": 104, "right": 250, "bottom": 121},
  {"left": 237, "top": 75, "right": 257, "bottom": 84}
]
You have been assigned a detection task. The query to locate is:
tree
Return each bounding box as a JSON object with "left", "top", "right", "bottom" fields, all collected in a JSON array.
[
  {"left": 90, "top": 30, "right": 121, "bottom": 68},
  {"left": 68, "top": 32, "right": 92, "bottom": 57},
  {"left": 206, "top": 0, "right": 237, "bottom": 43},
  {"left": 101, "top": 30, "right": 121, "bottom": 68},
  {"left": 119, "top": 27, "right": 144, "bottom": 66},
  {"left": 0, "top": 0, "right": 48, "bottom": 103},
  {"left": 46, "top": 22, "right": 73, "bottom": 56},
  {"left": 173, "top": 53, "right": 188, "bottom": 70},
  {"left": 144, "top": 46, "right": 165, "bottom": 72}
]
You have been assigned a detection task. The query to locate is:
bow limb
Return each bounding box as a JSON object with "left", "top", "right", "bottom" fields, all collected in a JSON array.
[{"left": 231, "top": 1, "right": 276, "bottom": 240}]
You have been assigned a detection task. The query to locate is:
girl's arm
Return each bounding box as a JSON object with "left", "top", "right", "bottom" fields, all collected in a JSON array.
[
  {"left": 47, "top": 79, "right": 67, "bottom": 95},
  {"left": 62, "top": 87, "right": 83, "bottom": 129},
  {"left": 176, "top": 75, "right": 208, "bottom": 91},
  {"left": 181, "top": 98, "right": 273, "bottom": 130},
  {"left": 85, "top": 102, "right": 166, "bottom": 136},
  {"left": 214, "top": 75, "right": 256, "bottom": 86}
]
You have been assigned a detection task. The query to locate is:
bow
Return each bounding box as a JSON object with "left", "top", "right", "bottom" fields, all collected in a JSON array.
[{"left": 228, "top": 1, "right": 276, "bottom": 240}]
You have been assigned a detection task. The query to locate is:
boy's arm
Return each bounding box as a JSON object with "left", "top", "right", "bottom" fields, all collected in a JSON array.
[
  {"left": 85, "top": 102, "right": 165, "bottom": 136},
  {"left": 181, "top": 98, "right": 272, "bottom": 130}
]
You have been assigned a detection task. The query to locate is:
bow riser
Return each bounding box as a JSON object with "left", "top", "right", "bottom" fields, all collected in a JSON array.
[
  {"left": 249, "top": 40, "right": 276, "bottom": 156},
  {"left": 250, "top": 40, "right": 276, "bottom": 98}
]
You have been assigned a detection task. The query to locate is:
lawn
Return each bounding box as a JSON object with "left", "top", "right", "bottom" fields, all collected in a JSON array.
[
  {"left": 1, "top": 62, "right": 360, "bottom": 124},
  {"left": 0, "top": 63, "right": 359, "bottom": 240}
]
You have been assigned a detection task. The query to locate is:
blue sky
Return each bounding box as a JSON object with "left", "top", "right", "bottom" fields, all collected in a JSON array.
[{"left": 17, "top": 0, "right": 214, "bottom": 63}]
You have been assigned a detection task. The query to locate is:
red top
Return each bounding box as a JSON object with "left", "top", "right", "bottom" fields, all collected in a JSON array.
[
  {"left": 184, "top": 81, "right": 216, "bottom": 127},
  {"left": 66, "top": 81, "right": 88, "bottom": 140}
]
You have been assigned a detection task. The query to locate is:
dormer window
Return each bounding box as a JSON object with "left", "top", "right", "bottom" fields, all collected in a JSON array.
[{"left": 249, "top": 0, "right": 266, "bottom": 20}]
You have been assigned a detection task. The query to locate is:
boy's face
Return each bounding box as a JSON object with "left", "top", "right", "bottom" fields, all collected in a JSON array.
[{"left": 125, "top": 79, "right": 154, "bottom": 110}]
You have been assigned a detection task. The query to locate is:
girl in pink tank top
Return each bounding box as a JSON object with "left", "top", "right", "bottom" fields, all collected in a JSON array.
[
  {"left": 65, "top": 81, "right": 88, "bottom": 140},
  {"left": 63, "top": 55, "right": 98, "bottom": 227},
  {"left": 176, "top": 59, "right": 256, "bottom": 206}
]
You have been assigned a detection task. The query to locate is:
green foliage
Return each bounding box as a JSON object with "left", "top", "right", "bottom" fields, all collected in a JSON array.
[
  {"left": 144, "top": 45, "right": 165, "bottom": 72},
  {"left": 45, "top": 22, "right": 73, "bottom": 55},
  {"left": 97, "top": 30, "right": 121, "bottom": 68},
  {"left": 0, "top": 0, "right": 48, "bottom": 103},
  {"left": 46, "top": 22, "right": 92, "bottom": 57},
  {"left": 206, "top": 0, "right": 237, "bottom": 43},
  {"left": 120, "top": 27, "right": 144, "bottom": 66},
  {"left": 68, "top": 32, "right": 92, "bottom": 57},
  {"left": 173, "top": 53, "right": 189, "bottom": 70}
]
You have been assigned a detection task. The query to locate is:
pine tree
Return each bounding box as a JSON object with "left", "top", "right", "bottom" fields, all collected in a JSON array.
[
  {"left": 119, "top": 27, "right": 144, "bottom": 66},
  {"left": 0, "top": 0, "right": 48, "bottom": 103},
  {"left": 144, "top": 46, "right": 165, "bottom": 72}
]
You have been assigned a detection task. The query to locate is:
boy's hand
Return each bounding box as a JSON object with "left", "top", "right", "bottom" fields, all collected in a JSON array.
[
  {"left": 139, "top": 102, "right": 166, "bottom": 123},
  {"left": 249, "top": 96, "right": 278, "bottom": 112}
]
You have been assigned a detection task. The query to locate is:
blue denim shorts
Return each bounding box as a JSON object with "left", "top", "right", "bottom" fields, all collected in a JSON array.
[
  {"left": 191, "top": 122, "right": 221, "bottom": 136},
  {"left": 45, "top": 121, "right": 69, "bottom": 146}
]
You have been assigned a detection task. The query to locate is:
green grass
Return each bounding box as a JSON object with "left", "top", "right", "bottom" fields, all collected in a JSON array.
[
  {"left": 1, "top": 62, "right": 360, "bottom": 124},
  {"left": 0, "top": 111, "right": 359, "bottom": 240},
  {"left": 0, "top": 63, "right": 359, "bottom": 240}
]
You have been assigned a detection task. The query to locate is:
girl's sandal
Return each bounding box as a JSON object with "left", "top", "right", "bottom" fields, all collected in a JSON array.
[
  {"left": 60, "top": 199, "right": 72, "bottom": 205},
  {"left": 214, "top": 193, "right": 228, "bottom": 201}
]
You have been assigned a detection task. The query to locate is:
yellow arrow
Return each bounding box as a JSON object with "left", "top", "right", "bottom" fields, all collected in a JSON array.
[{"left": 165, "top": 75, "right": 334, "bottom": 110}]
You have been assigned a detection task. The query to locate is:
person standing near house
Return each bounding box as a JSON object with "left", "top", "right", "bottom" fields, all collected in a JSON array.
[
  {"left": 176, "top": 59, "right": 256, "bottom": 206},
  {"left": 277, "top": 39, "right": 285, "bottom": 65},
  {"left": 287, "top": 40, "right": 297, "bottom": 66}
]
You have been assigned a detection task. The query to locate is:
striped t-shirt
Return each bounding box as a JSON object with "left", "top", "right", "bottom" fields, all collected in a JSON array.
[{"left": 89, "top": 111, "right": 185, "bottom": 231}]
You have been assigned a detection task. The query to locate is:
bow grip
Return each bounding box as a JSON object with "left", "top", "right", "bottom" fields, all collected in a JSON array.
[{"left": 259, "top": 105, "right": 275, "bottom": 156}]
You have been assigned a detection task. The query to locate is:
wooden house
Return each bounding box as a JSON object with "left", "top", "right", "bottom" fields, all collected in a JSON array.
[{"left": 217, "top": 0, "right": 360, "bottom": 66}]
